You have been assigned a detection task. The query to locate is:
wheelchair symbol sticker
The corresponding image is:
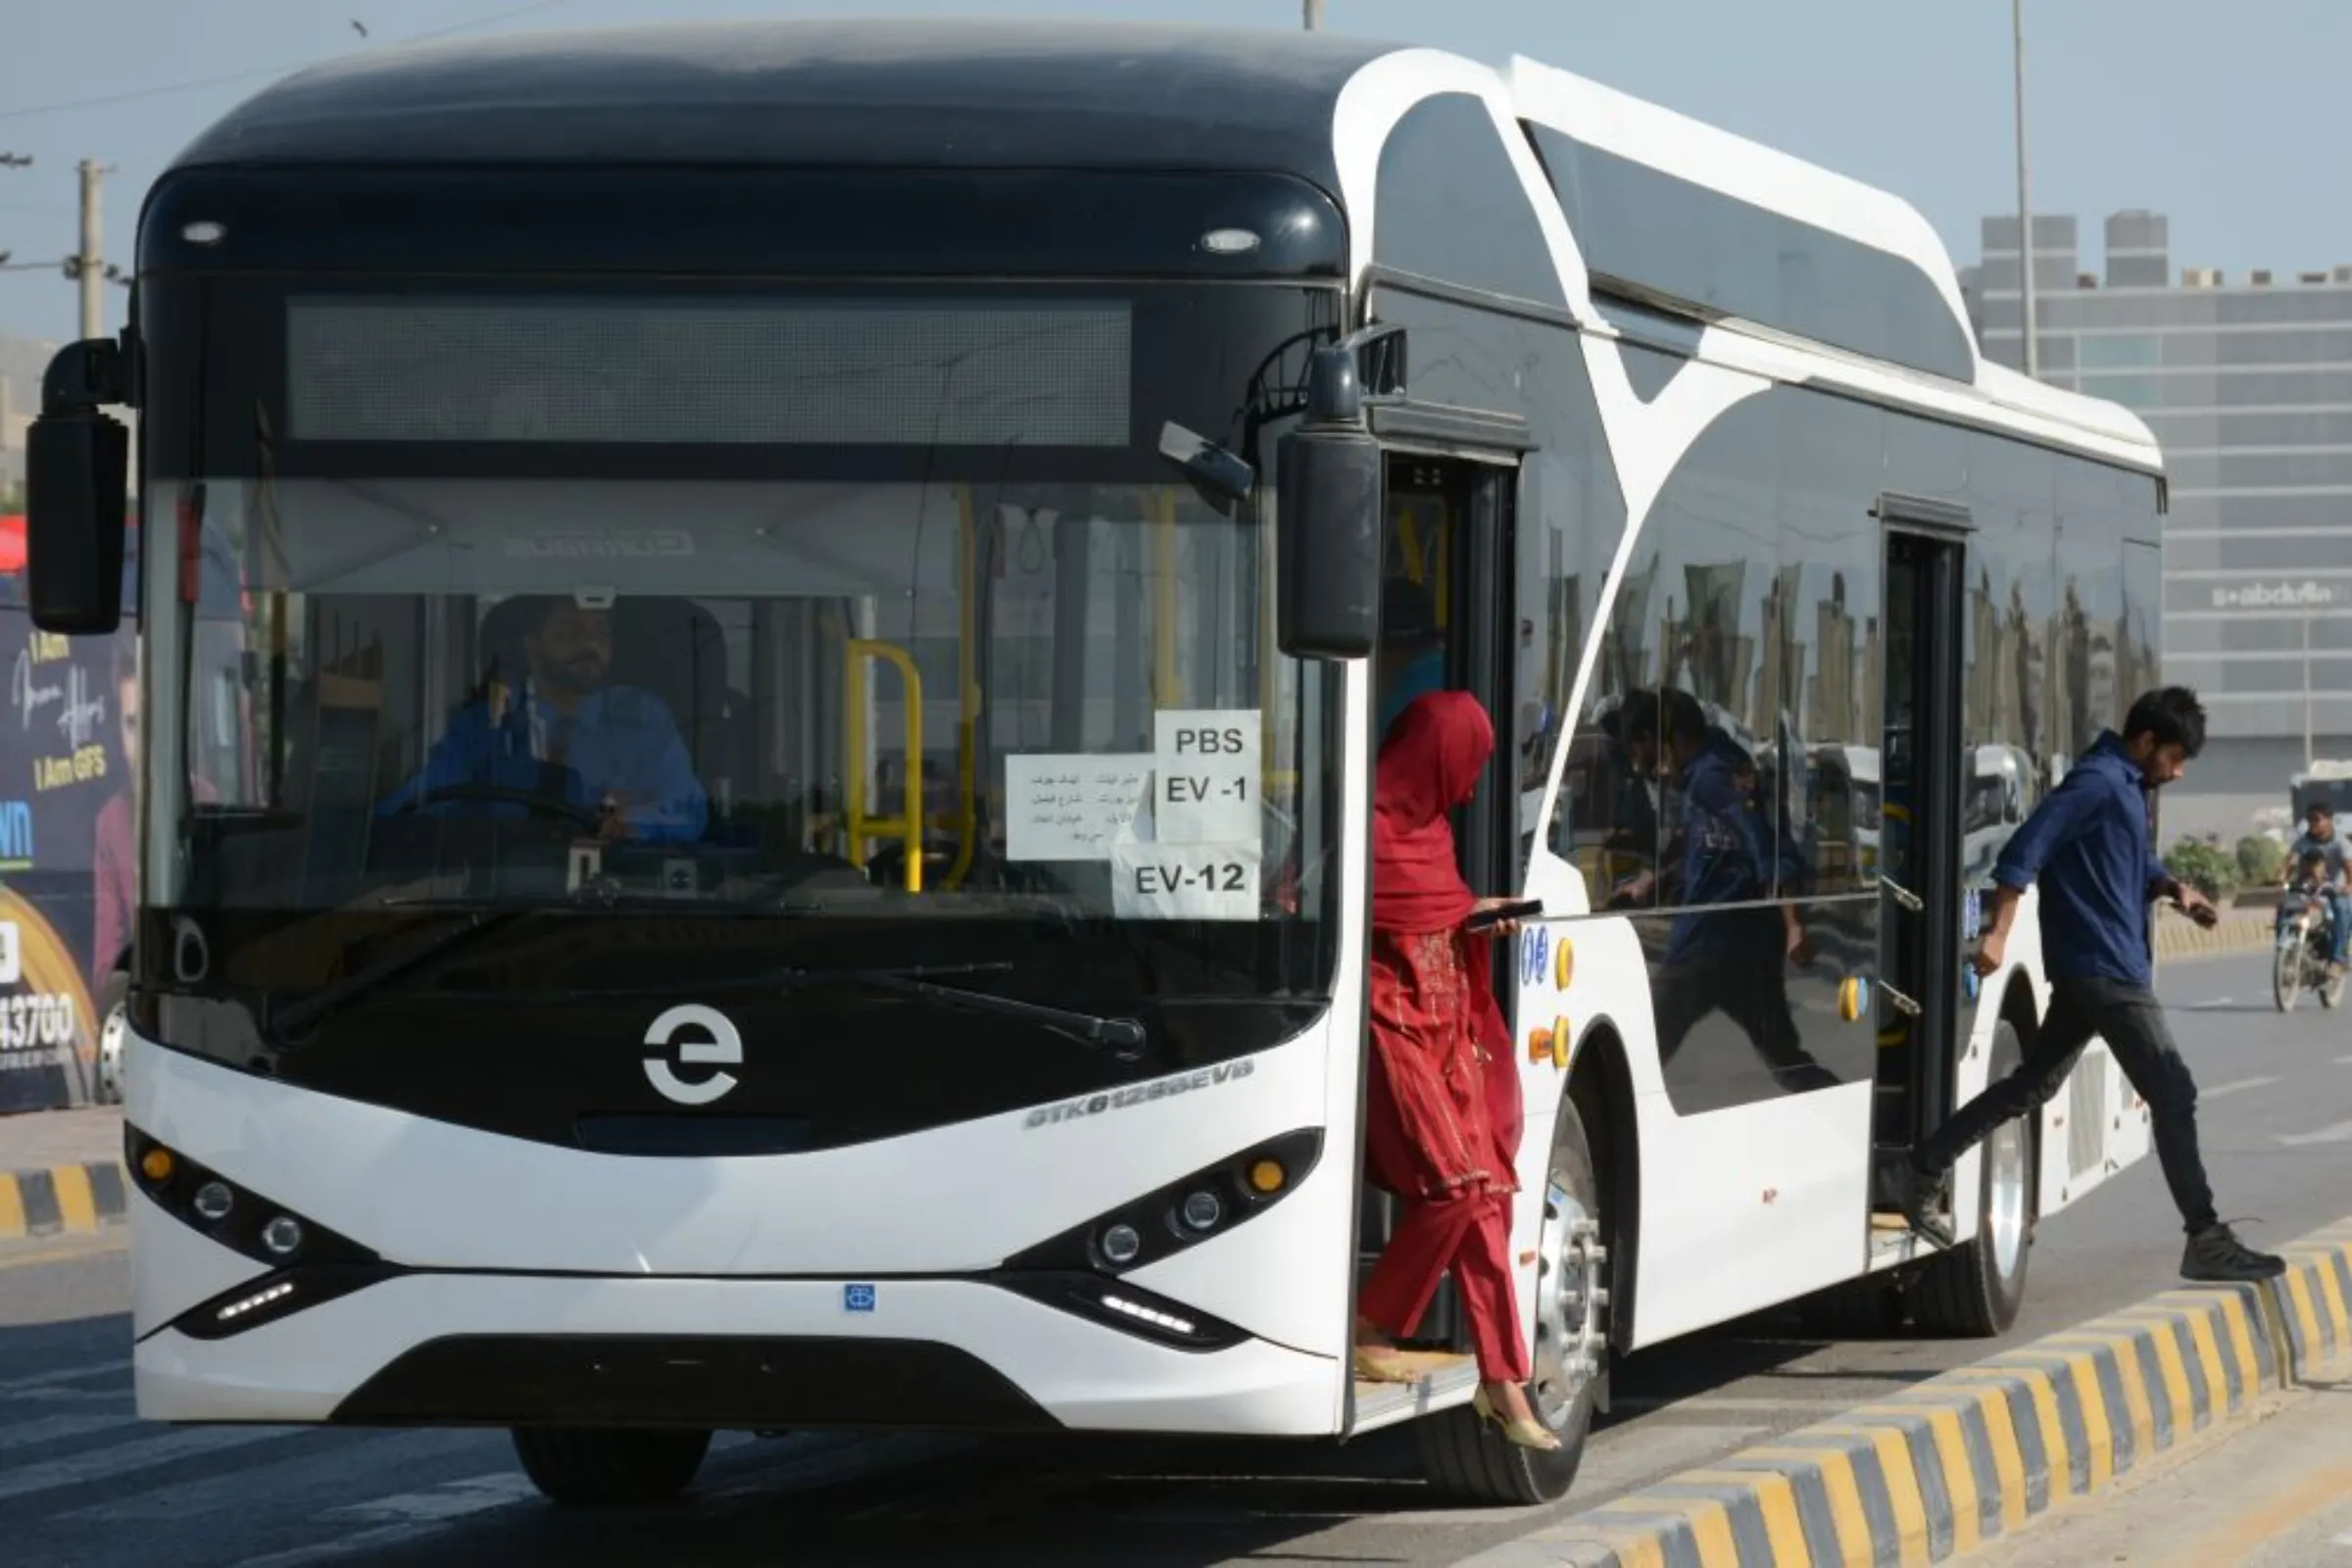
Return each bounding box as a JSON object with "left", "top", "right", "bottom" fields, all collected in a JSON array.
[{"left": 844, "top": 1283, "right": 877, "bottom": 1313}]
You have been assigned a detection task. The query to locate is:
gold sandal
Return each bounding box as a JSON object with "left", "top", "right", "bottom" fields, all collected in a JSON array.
[
  {"left": 1351, "top": 1347, "right": 1417, "bottom": 1384},
  {"left": 1472, "top": 1385, "right": 1563, "bottom": 1450}
]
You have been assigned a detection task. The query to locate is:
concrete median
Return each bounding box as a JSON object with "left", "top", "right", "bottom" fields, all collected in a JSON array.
[
  {"left": 0, "top": 1159, "right": 127, "bottom": 1241},
  {"left": 2155, "top": 908, "right": 2273, "bottom": 962},
  {"left": 1452, "top": 1217, "right": 2352, "bottom": 1568}
]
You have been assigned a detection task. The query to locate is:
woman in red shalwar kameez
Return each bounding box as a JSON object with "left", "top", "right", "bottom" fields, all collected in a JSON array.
[{"left": 1351, "top": 691, "right": 1558, "bottom": 1451}]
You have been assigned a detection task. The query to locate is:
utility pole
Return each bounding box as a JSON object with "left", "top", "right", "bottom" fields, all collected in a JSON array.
[
  {"left": 0, "top": 154, "right": 27, "bottom": 274},
  {"left": 2011, "top": 0, "right": 2039, "bottom": 380},
  {"left": 1303, "top": 0, "right": 1324, "bottom": 30},
  {"left": 77, "top": 159, "right": 105, "bottom": 340}
]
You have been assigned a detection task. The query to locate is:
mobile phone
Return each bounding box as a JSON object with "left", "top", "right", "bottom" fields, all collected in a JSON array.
[{"left": 1466, "top": 898, "right": 1544, "bottom": 931}]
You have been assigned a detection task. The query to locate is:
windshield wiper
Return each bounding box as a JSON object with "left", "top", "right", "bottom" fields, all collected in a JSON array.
[
  {"left": 812, "top": 966, "right": 1149, "bottom": 1055},
  {"left": 581, "top": 961, "right": 1148, "bottom": 1055},
  {"left": 266, "top": 906, "right": 533, "bottom": 1046}
]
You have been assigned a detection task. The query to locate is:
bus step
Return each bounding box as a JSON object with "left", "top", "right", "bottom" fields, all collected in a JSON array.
[{"left": 1353, "top": 1348, "right": 1471, "bottom": 1389}]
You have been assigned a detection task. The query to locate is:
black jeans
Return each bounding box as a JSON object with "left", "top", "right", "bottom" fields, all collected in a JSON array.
[{"left": 1915, "top": 975, "right": 2218, "bottom": 1236}]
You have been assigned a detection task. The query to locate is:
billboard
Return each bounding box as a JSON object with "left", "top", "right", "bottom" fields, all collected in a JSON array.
[{"left": 0, "top": 514, "right": 134, "bottom": 1111}]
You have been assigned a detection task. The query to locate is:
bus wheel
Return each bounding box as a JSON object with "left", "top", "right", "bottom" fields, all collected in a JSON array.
[
  {"left": 1913, "top": 1020, "right": 2034, "bottom": 1337},
  {"left": 1415, "top": 1098, "right": 1602, "bottom": 1505},
  {"left": 511, "top": 1427, "right": 711, "bottom": 1507}
]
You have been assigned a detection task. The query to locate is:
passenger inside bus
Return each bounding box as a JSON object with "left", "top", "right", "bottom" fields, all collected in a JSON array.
[
  {"left": 377, "top": 594, "right": 710, "bottom": 845},
  {"left": 1615, "top": 687, "right": 1837, "bottom": 1093}
]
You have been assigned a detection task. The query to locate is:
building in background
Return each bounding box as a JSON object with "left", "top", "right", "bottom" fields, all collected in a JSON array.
[{"left": 1965, "top": 213, "right": 2352, "bottom": 840}]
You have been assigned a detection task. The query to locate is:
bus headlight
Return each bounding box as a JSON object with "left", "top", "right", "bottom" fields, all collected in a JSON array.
[
  {"left": 1099, "top": 1224, "right": 1143, "bottom": 1265},
  {"left": 125, "top": 1125, "right": 377, "bottom": 1271},
  {"left": 1003, "top": 1127, "right": 1322, "bottom": 1278}
]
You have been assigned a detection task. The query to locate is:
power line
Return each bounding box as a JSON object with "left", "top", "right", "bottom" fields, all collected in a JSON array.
[{"left": 0, "top": 0, "right": 570, "bottom": 124}]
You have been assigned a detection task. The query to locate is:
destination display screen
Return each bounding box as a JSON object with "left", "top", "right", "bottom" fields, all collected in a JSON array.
[{"left": 286, "top": 297, "right": 1134, "bottom": 449}]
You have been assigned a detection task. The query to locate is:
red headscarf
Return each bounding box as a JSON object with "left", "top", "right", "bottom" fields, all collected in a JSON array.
[{"left": 1372, "top": 691, "right": 1494, "bottom": 935}]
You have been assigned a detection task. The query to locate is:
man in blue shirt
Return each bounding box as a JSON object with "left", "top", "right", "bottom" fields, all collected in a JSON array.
[
  {"left": 381, "top": 596, "right": 708, "bottom": 845},
  {"left": 2286, "top": 802, "right": 2352, "bottom": 976},
  {"left": 1902, "top": 688, "right": 2283, "bottom": 1283}
]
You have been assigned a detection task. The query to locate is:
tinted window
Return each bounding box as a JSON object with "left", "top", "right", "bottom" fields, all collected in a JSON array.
[
  {"left": 1780, "top": 394, "right": 1886, "bottom": 895},
  {"left": 1375, "top": 96, "right": 1565, "bottom": 308},
  {"left": 1524, "top": 124, "right": 1975, "bottom": 380},
  {"left": 2054, "top": 457, "right": 2130, "bottom": 750},
  {"left": 1512, "top": 333, "right": 1626, "bottom": 843},
  {"left": 1548, "top": 371, "right": 1786, "bottom": 911},
  {"left": 1368, "top": 286, "right": 1626, "bottom": 846}
]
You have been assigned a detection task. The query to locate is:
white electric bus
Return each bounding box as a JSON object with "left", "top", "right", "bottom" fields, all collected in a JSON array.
[{"left": 23, "top": 21, "right": 2163, "bottom": 1510}]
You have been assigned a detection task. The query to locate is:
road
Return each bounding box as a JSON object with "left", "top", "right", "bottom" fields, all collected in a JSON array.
[{"left": 3, "top": 952, "right": 2346, "bottom": 1568}]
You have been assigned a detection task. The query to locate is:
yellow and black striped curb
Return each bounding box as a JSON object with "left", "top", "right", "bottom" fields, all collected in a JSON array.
[
  {"left": 2154, "top": 911, "right": 2272, "bottom": 961},
  {"left": 0, "top": 1161, "right": 129, "bottom": 1240},
  {"left": 1455, "top": 1217, "right": 2352, "bottom": 1568}
]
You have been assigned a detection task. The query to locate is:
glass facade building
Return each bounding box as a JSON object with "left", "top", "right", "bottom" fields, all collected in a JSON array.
[{"left": 1965, "top": 213, "right": 2352, "bottom": 838}]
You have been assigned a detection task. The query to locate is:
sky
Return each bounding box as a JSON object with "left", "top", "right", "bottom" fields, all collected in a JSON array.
[{"left": 0, "top": 0, "right": 2343, "bottom": 345}]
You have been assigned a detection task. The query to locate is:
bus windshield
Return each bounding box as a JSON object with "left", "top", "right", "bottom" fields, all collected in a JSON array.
[
  {"left": 149, "top": 474, "right": 1328, "bottom": 925},
  {"left": 136, "top": 281, "right": 1344, "bottom": 1031}
]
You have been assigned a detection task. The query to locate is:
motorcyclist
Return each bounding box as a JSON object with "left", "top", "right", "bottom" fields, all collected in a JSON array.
[{"left": 2286, "top": 804, "right": 2352, "bottom": 980}]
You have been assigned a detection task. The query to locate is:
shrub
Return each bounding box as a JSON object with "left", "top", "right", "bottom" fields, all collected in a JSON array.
[
  {"left": 2235, "top": 834, "right": 2286, "bottom": 888},
  {"left": 2167, "top": 838, "right": 2236, "bottom": 901}
]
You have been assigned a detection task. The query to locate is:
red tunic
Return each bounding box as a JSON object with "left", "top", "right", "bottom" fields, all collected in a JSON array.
[
  {"left": 1357, "top": 692, "right": 1529, "bottom": 1376},
  {"left": 1362, "top": 690, "right": 1520, "bottom": 1201}
]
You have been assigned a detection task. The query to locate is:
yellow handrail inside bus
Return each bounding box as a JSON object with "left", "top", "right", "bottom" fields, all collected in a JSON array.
[{"left": 844, "top": 638, "right": 925, "bottom": 893}]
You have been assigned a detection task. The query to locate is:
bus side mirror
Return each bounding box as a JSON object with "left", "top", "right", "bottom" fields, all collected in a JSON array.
[
  {"left": 1275, "top": 340, "right": 1389, "bottom": 661},
  {"left": 26, "top": 338, "right": 131, "bottom": 636}
]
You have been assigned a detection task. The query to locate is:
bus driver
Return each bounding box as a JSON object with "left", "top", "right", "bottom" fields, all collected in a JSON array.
[{"left": 380, "top": 595, "right": 709, "bottom": 846}]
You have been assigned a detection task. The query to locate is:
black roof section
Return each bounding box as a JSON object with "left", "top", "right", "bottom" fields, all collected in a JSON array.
[{"left": 167, "top": 20, "right": 1395, "bottom": 191}]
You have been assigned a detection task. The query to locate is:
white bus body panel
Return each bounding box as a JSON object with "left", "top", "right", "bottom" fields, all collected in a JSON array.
[
  {"left": 1512, "top": 855, "right": 1877, "bottom": 1350},
  {"left": 123, "top": 1014, "right": 1360, "bottom": 1435}
]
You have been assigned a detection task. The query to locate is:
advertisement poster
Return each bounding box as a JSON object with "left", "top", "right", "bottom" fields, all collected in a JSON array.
[{"left": 0, "top": 579, "right": 130, "bottom": 1112}]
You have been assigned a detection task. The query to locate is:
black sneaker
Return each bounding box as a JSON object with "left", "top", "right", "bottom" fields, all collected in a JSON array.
[
  {"left": 2181, "top": 1223, "right": 2286, "bottom": 1283},
  {"left": 1899, "top": 1159, "right": 1957, "bottom": 1250}
]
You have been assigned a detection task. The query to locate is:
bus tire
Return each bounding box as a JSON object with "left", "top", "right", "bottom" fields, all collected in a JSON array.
[
  {"left": 1414, "top": 1097, "right": 1600, "bottom": 1506},
  {"left": 95, "top": 970, "right": 129, "bottom": 1106},
  {"left": 1912, "top": 1019, "right": 2034, "bottom": 1337},
  {"left": 510, "top": 1426, "right": 711, "bottom": 1507}
]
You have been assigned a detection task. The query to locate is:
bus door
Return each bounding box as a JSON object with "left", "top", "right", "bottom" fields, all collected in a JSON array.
[
  {"left": 1871, "top": 506, "right": 1969, "bottom": 1205},
  {"left": 1350, "top": 452, "right": 1519, "bottom": 1413}
]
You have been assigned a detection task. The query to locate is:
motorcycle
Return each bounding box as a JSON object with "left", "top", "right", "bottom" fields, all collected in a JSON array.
[{"left": 2273, "top": 883, "right": 2348, "bottom": 1011}]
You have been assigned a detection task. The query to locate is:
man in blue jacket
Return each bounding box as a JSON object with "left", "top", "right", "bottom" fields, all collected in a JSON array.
[
  {"left": 1902, "top": 688, "right": 2284, "bottom": 1282},
  {"left": 381, "top": 595, "right": 709, "bottom": 845}
]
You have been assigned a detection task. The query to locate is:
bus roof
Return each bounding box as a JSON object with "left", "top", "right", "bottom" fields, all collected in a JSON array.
[
  {"left": 159, "top": 20, "right": 2155, "bottom": 467},
  {"left": 167, "top": 21, "right": 1389, "bottom": 188}
]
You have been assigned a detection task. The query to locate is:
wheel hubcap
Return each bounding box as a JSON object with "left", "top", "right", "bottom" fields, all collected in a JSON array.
[
  {"left": 1530, "top": 1173, "right": 1606, "bottom": 1430},
  {"left": 1984, "top": 1115, "right": 2030, "bottom": 1280},
  {"left": 98, "top": 1004, "right": 126, "bottom": 1091}
]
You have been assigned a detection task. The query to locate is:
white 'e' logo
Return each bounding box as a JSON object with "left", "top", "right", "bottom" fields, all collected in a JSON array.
[{"left": 642, "top": 1004, "right": 742, "bottom": 1105}]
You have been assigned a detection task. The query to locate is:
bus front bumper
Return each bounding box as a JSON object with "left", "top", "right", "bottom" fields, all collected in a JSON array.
[{"left": 134, "top": 1267, "right": 1343, "bottom": 1437}]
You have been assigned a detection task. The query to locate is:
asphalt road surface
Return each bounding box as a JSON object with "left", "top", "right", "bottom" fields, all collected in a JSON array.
[{"left": 4, "top": 953, "right": 2347, "bottom": 1568}]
